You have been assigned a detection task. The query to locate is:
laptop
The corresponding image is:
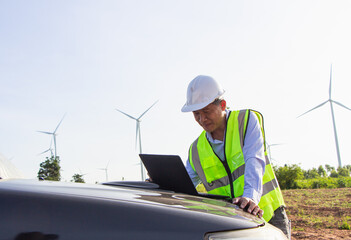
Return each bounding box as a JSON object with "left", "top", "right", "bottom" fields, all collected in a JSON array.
[{"left": 139, "top": 154, "right": 230, "bottom": 200}]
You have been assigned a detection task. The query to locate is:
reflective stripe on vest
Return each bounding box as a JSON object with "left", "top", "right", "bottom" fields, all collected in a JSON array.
[
  {"left": 192, "top": 140, "right": 279, "bottom": 197},
  {"left": 191, "top": 137, "right": 246, "bottom": 192},
  {"left": 189, "top": 109, "right": 285, "bottom": 222}
]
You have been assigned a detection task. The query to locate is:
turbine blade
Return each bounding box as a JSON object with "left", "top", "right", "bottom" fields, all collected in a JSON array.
[
  {"left": 332, "top": 100, "right": 351, "bottom": 111},
  {"left": 297, "top": 100, "right": 329, "bottom": 118},
  {"left": 37, "top": 131, "right": 53, "bottom": 135},
  {"left": 54, "top": 113, "right": 66, "bottom": 133},
  {"left": 138, "top": 100, "right": 159, "bottom": 120},
  {"left": 106, "top": 160, "right": 111, "bottom": 169},
  {"left": 116, "top": 109, "right": 137, "bottom": 120},
  {"left": 329, "top": 64, "right": 333, "bottom": 99},
  {"left": 38, "top": 149, "right": 51, "bottom": 155},
  {"left": 269, "top": 143, "right": 284, "bottom": 147}
]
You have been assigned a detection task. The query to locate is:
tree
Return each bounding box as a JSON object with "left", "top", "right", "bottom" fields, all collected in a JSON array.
[
  {"left": 71, "top": 174, "right": 85, "bottom": 183},
  {"left": 330, "top": 170, "right": 339, "bottom": 178},
  {"left": 344, "top": 165, "right": 351, "bottom": 172},
  {"left": 304, "top": 168, "right": 320, "bottom": 179},
  {"left": 317, "top": 165, "right": 327, "bottom": 177},
  {"left": 325, "top": 164, "right": 335, "bottom": 176},
  {"left": 37, "top": 156, "right": 61, "bottom": 181},
  {"left": 337, "top": 167, "right": 350, "bottom": 177},
  {"left": 274, "top": 164, "right": 304, "bottom": 189}
]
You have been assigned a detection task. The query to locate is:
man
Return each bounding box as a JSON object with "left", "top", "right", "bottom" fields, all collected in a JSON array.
[{"left": 182, "top": 75, "right": 290, "bottom": 238}]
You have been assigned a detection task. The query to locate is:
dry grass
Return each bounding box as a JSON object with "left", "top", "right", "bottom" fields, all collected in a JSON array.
[{"left": 283, "top": 188, "right": 351, "bottom": 239}]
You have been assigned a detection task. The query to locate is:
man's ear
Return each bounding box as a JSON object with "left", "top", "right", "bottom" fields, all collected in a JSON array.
[{"left": 221, "top": 100, "right": 226, "bottom": 111}]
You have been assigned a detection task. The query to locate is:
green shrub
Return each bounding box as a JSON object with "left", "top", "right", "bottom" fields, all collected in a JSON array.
[
  {"left": 274, "top": 164, "right": 304, "bottom": 189},
  {"left": 295, "top": 177, "right": 351, "bottom": 189},
  {"left": 304, "top": 168, "right": 320, "bottom": 179},
  {"left": 330, "top": 170, "right": 339, "bottom": 178},
  {"left": 338, "top": 167, "right": 351, "bottom": 177},
  {"left": 337, "top": 178, "right": 347, "bottom": 188},
  {"left": 276, "top": 164, "right": 351, "bottom": 189},
  {"left": 339, "top": 221, "right": 350, "bottom": 230}
]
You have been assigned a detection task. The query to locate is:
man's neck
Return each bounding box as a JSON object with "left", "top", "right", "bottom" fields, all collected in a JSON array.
[
  {"left": 210, "top": 114, "right": 227, "bottom": 141},
  {"left": 211, "top": 129, "right": 225, "bottom": 141}
]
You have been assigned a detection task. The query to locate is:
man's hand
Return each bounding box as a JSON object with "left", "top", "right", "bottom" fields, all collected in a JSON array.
[{"left": 232, "top": 197, "right": 263, "bottom": 218}]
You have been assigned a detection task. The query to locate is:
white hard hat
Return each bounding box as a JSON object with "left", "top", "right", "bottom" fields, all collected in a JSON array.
[{"left": 181, "top": 75, "right": 225, "bottom": 112}]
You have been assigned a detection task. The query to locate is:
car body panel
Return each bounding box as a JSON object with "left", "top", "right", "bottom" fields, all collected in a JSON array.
[{"left": 0, "top": 179, "right": 266, "bottom": 240}]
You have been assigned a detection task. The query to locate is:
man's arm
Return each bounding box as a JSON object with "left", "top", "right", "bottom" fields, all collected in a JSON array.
[
  {"left": 185, "top": 158, "right": 201, "bottom": 187},
  {"left": 242, "top": 111, "right": 265, "bottom": 203},
  {"left": 232, "top": 111, "right": 265, "bottom": 218}
]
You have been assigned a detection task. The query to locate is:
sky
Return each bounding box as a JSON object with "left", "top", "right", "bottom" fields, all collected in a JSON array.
[{"left": 1, "top": 0, "right": 351, "bottom": 183}]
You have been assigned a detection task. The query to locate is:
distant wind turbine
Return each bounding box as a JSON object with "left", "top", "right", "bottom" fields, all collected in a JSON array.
[
  {"left": 38, "top": 139, "right": 54, "bottom": 157},
  {"left": 298, "top": 65, "right": 351, "bottom": 168},
  {"left": 37, "top": 114, "right": 66, "bottom": 158},
  {"left": 39, "top": 147, "right": 54, "bottom": 157},
  {"left": 116, "top": 100, "right": 158, "bottom": 181},
  {"left": 79, "top": 168, "right": 89, "bottom": 176},
  {"left": 98, "top": 161, "right": 110, "bottom": 182},
  {"left": 266, "top": 142, "right": 284, "bottom": 163}
]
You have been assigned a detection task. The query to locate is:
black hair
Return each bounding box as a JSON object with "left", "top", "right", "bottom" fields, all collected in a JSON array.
[{"left": 212, "top": 97, "right": 224, "bottom": 105}]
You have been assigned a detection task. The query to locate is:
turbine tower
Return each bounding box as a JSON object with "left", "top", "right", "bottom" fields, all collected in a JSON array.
[
  {"left": 116, "top": 100, "right": 158, "bottom": 181},
  {"left": 298, "top": 65, "right": 351, "bottom": 168},
  {"left": 37, "top": 114, "right": 66, "bottom": 158}
]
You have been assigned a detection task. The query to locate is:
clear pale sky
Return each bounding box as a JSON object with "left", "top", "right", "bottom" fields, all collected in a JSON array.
[{"left": 1, "top": 0, "right": 351, "bottom": 183}]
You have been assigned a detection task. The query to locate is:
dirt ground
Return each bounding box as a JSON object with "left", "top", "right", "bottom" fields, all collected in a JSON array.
[{"left": 283, "top": 188, "right": 351, "bottom": 240}]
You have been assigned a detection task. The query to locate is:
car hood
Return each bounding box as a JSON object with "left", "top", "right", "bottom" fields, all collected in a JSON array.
[
  {"left": 0, "top": 179, "right": 265, "bottom": 240},
  {"left": 1, "top": 179, "right": 262, "bottom": 222}
]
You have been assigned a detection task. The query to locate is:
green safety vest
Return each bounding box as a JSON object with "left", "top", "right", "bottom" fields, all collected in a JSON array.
[{"left": 189, "top": 109, "right": 285, "bottom": 222}]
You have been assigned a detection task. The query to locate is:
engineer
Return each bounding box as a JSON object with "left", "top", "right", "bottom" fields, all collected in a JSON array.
[{"left": 182, "top": 75, "right": 290, "bottom": 238}]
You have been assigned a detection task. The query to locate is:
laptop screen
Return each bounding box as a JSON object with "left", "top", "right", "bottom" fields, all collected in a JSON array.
[{"left": 139, "top": 154, "right": 198, "bottom": 195}]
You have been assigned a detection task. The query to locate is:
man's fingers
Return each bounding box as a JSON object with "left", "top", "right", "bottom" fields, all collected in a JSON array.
[
  {"left": 233, "top": 197, "right": 251, "bottom": 210},
  {"left": 233, "top": 197, "right": 263, "bottom": 218},
  {"left": 232, "top": 197, "right": 239, "bottom": 204},
  {"left": 240, "top": 198, "right": 249, "bottom": 209},
  {"left": 252, "top": 205, "right": 260, "bottom": 216},
  {"left": 249, "top": 205, "right": 264, "bottom": 218},
  {"left": 258, "top": 209, "right": 264, "bottom": 218},
  {"left": 247, "top": 202, "right": 257, "bottom": 214}
]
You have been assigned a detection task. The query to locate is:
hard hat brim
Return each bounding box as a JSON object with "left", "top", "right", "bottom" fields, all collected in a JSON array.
[
  {"left": 181, "top": 101, "right": 211, "bottom": 112},
  {"left": 181, "top": 91, "right": 225, "bottom": 112}
]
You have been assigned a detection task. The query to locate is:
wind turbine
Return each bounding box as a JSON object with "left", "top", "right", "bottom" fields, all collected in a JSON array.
[
  {"left": 266, "top": 141, "right": 284, "bottom": 164},
  {"left": 37, "top": 114, "right": 66, "bottom": 158},
  {"left": 98, "top": 161, "right": 110, "bottom": 182},
  {"left": 75, "top": 168, "right": 89, "bottom": 182},
  {"left": 298, "top": 65, "right": 351, "bottom": 168},
  {"left": 39, "top": 147, "right": 54, "bottom": 157},
  {"left": 116, "top": 100, "right": 158, "bottom": 181},
  {"left": 38, "top": 139, "right": 54, "bottom": 157},
  {"left": 79, "top": 168, "right": 89, "bottom": 176}
]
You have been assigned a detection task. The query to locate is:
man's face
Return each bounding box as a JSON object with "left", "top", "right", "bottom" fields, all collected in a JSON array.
[{"left": 192, "top": 101, "right": 226, "bottom": 133}]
